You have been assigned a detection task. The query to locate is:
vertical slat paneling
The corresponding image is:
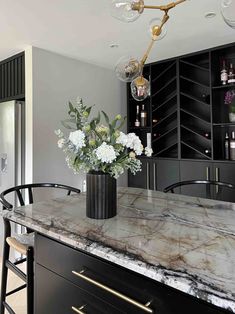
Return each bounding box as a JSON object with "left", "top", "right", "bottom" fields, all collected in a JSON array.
[{"left": 0, "top": 52, "right": 25, "bottom": 102}]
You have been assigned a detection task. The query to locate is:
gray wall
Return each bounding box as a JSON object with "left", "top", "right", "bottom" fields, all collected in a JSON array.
[{"left": 26, "top": 47, "right": 127, "bottom": 195}]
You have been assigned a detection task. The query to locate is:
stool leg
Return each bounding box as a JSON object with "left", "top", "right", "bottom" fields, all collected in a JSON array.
[
  {"left": 26, "top": 246, "right": 34, "bottom": 314},
  {"left": 0, "top": 219, "right": 11, "bottom": 314}
]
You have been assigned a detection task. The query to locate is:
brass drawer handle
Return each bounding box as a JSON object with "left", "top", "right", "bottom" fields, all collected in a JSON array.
[
  {"left": 72, "top": 270, "right": 154, "bottom": 313},
  {"left": 71, "top": 305, "right": 86, "bottom": 314}
]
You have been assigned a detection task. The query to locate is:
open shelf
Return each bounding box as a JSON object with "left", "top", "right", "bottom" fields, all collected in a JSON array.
[
  {"left": 152, "top": 61, "right": 176, "bottom": 83},
  {"left": 212, "top": 84, "right": 235, "bottom": 90},
  {"left": 153, "top": 110, "right": 177, "bottom": 128},
  {"left": 181, "top": 141, "right": 211, "bottom": 160},
  {"left": 154, "top": 142, "right": 178, "bottom": 157},
  {"left": 181, "top": 125, "right": 211, "bottom": 142},
  {"left": 181, "top": 108, "right": 210, "bottom": 124},
  {"left": 152, "top": 76, "right": 176, "bottom": 98},
  {"left": 180, "top": 75, "right": 209, "bottom": 89},
  {"left": 152, "top": 92, "right": 177, "bottom": 112},
  {"left": 180, "top": 91, "right": 210, "bottom": 107},
  {"left": 180, "top": 60, "right": 209, "bottom": 72},
  {"left": 153, "top": 126, "right": 177, "bottom": 143}
]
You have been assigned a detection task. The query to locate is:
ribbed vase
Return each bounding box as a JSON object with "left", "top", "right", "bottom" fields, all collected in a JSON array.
[{"left": 86, "top": 171, "right": 117, "bottom": 219}]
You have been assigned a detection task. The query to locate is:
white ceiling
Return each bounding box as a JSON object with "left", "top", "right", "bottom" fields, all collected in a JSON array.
[{"left": 0, "top": 0, "right": 234, "bottom": 69}]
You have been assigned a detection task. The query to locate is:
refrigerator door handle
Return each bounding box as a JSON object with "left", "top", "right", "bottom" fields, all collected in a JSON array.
[{"left": 1, "top": 154, "right": 7, "bottom": 173}]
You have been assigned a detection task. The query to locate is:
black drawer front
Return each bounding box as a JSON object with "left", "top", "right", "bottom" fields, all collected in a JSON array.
[
  {"left": 36, "top": 234, "right": 229, "bottom": 314},
  {"left": 35, "top": 264, "right": 122, "bottom": 314}
]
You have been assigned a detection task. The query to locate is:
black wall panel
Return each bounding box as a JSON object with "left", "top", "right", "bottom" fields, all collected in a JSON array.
[{"left": 0, "top": 52, "right": 25, "bottom": 102}]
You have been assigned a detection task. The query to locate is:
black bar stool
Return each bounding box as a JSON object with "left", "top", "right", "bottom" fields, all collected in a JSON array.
[{"left": 0, "top": 183, "right": 80, "bottom": 314}]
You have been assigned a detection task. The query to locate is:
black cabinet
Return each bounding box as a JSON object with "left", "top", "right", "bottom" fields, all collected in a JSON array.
[
  {"left": 213, "top": 162, "right": 235, "bottom": 202},
  {"left": 151, "top": 159, "right": 180, "bottom": 192},
  {"left": 180, "top": 161, "right": 213, "bottom": 198},
  {"left": 127, "top": 42, "right": 235, "bottom": 202},
  {"left": 35, "top": 234, "right": 230, "bottom": 314},
  {"left": 128, "top": 157, "right": 151, "bottom": 189},
  {"left": 0, "top": 52, "right": 25, "bottom": 102},
  {"left": 128, "top": 158, "right": 180, "bottom": 193}
]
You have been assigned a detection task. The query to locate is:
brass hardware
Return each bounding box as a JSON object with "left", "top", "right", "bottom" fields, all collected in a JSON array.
[
  {"left": 153, "top": 163, "right": 157, "bottom": 190},
  {"left": 72, "top": 270, "right": 154, "bottom": 313},
  {"left": 131, "top": 0, "right": 145, "bottom": 13},
  {"left": 215, "top": 167, "right": 219, "bottom": 194},
  {"left": 137, "top": 0, "right": 185, "bottom": 69},
  {"left": 71, "top": 305, "right": 86, "bottom": 314},
  {"left": 206, "top": 167, "right": 210, "bottom": 181}
]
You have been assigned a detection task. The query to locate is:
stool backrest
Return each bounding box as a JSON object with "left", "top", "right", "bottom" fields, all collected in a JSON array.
[
  {"left": 0, "top": 183, "right": 81, "bottom": 210},
  {"left": 163, "top": 180, "right": 235, "bottom": 199}
]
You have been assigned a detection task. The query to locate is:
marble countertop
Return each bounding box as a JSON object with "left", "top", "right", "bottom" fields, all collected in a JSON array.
[{"left": 2, "top": 187, "right": 235, "bottom": 312}]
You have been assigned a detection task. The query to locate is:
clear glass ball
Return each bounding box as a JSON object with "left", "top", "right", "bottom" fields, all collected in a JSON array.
[
  {"left": 221, "top": 0, "right": 235, "bottom": 28},
  {"left": 131, "top": 76, "right": 150, "bottom": 101},
  {"left": 110, "top": 0, "right": 141, "bottom": 23},
  {"left": 149, "top": 18, "right": 167, "bottom": 41},
  {"left": 115, "top": 56, "right": 141, "bottom": 82}
]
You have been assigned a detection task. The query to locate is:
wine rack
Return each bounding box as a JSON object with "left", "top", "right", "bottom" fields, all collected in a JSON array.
[
  {"left": 127, "top": 41, "right": 235, "bottom": 162},
  {"left": 151, "top": 59, "right": 178, "bottom": 158}
]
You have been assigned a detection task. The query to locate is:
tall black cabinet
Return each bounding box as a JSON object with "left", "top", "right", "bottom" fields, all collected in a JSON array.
[
  {"left": 0, "top": 52, "right": 25, "bottom": 102},
  {"left": 127, "top": 42, "right": 235, "bottom": 202}
]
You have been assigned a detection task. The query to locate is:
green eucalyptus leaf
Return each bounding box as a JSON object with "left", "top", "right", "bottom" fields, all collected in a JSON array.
[
  {"left": 102, "top": 111, "right": 109, "bottom": 125},
  {"left": 117, "top": 116, "right": 127, "bottom": 130},
  {"left": 61, "top": 120, "right": 75, "bottom": 130}
]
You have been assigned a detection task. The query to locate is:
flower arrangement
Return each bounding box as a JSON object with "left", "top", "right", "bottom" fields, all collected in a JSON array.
[
  {"left": 224, "top": 90, "right": 235, "bottom": 113},
  {"left": 55, "top": 98, "right": 152, "bottom": 179}
]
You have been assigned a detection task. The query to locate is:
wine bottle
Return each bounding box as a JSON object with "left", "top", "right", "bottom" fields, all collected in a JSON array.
[
  {"left": 204, "top": 149, "right": 211, "bottom": 155},
  {"left": 140, "top": 104, "right": 147, "bottom": 127},
  {"left": 230, "top": 131, "right": 235, "bottom": 160},
  {"left": 224, "top": 132, "right": 230, "bottom": 160},
  {"left": 134, "top": 105, "right": 140, "bottom": 127},
  {"left": 202, "top": 94, "right": 210, "bottom": 104},
  {"left": 228, "top": 63, "right": 235, "bottom": 84},
  {"left": 204, "top": 132, "right": 211, "bottom": 139},
  {"left": 221, "top": 60, "right": 228, "bottom": 85},
  {"left": 152, "top": 118, "right": 158, "bottom": 124}
]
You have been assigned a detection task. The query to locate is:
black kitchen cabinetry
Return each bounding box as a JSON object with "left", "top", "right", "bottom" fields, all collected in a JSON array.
[
  {"left": 127, "top": 42, "right": 235, "bottom": 202},
  {"left": 128, "top": 158, "right": 180, "bottom": 192},
  {"left": 35, "top": 234, "right": 230, "bottom": 314},
  {"left": 0, "top": 52, "right": 25, "bottom": 102}
]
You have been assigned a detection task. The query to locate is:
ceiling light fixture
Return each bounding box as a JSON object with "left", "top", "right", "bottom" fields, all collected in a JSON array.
[
  {"left": 110, "top": 0, "right": 187, "bottom": 101},
  {"left": 221, "top": 0, "right": 235, "bottom": 28},
  {"left": 205, "top": 12, "right": 216, "bottom": 19}
]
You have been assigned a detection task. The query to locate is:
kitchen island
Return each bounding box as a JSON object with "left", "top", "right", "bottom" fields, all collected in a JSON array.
[{"left": 2, "top": 187, "right": 235, "bottom": 313}]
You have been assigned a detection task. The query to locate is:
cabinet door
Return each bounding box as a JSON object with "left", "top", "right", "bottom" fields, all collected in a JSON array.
[
  {"left": 153, "top": 159, "right": 180, "bottom": 193},
  {"left": 213, "top": 163, "right": 235, "bottom": 202},
  {"left": 180, "top": 161, "right": 213, "bottom": 198},
  {"left": 128, "top": 158, "right": 151, "bottom": 189}
]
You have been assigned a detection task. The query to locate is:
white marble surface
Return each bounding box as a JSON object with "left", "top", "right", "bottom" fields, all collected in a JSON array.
[{"left": 2, "top": 187, "right": 235, "bottom": 312}]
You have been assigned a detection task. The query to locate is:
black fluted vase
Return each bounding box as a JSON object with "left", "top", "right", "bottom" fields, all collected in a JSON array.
[{"left": 86, "top": 171, "right": 117, "bottom": 219}]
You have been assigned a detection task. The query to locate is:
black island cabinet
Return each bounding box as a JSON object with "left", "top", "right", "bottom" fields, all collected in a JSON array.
[{"left": 35, "top": 234, "right": 230, "bottom": 314}]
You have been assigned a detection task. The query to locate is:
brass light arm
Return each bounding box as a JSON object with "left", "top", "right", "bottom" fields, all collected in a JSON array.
[
  {"left": 139, "top": 12, "right": 170, "bottom": 68},
  {"left": 132, "top": 0, "right": 186, "bottom": 13}
]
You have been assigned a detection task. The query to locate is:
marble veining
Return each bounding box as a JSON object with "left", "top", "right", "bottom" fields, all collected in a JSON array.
[{"left": 2, "top": 187, "right": 235, "bottom": 312}]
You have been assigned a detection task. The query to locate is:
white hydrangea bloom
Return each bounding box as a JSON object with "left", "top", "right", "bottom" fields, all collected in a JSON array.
[
  {"left": 145, "top": 147, "right": 153, "bottom": 157},
  {"left": 117, "top": 132, "right": 143, "bottom": 155},
  {"left": 95, "top": 142, "right": 117, "bottom": 163},
  {"left": 69, "top": 130, "right": 86, "bottom": 149},
  {"left": 116, "top": 132, "right": 128, "bottom": 146}
]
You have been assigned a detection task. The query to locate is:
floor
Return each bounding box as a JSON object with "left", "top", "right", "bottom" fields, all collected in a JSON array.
[{"left": 0, "top": 256, "right": 26, "bottom": 314}]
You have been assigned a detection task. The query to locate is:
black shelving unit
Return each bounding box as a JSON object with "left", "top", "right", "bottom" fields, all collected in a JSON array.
[{"left": 127, "top": 42, "right": 235, "bottom": 202}]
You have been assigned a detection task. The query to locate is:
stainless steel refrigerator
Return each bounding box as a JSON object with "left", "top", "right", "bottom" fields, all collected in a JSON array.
[{"left": 0, "top": 100, "right": 25, "bottom": 253}]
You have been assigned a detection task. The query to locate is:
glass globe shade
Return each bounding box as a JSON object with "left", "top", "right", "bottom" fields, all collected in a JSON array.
[
  {"left": 115, "top": 56, "right": 141, "bottom": 82},
  {"left": 221, "top": 0, "right": 235, "bottom": 28},
  {"left": 149, "top": 18, "right": 167, "bottom": 40},
  {"left": 131, "top": 76, "right": 150, "bottom": 101},
  {"left": 110, "top": 0, "right": 141, "bottom": 23}
]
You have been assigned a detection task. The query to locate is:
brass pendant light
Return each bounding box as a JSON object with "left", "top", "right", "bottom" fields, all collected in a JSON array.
[{"left": 111, "top": 0, "right": 187, "bottom": 101}]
